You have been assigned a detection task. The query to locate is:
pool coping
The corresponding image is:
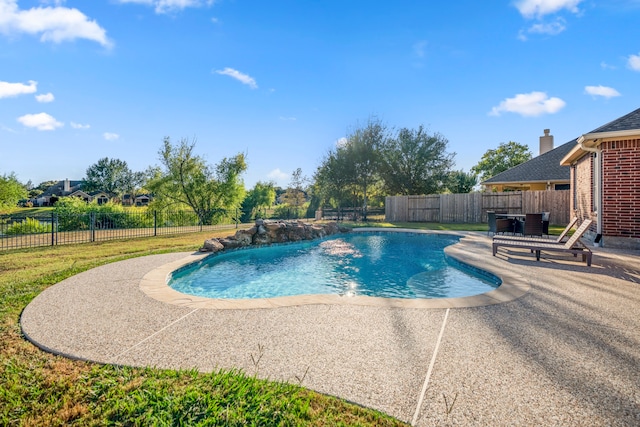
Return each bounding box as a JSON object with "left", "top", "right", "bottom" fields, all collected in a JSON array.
[{"left": 140, "top": 228, "right": 530, "bottom": 309}]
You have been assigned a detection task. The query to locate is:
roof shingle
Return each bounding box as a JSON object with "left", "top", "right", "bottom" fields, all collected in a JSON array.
[{"left": 482, "top": 139, "right": 575, "bottom": 184}]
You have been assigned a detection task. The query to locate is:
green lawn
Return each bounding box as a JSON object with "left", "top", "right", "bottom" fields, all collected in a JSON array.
[{"left": 0, "top": 230, "right": 408, "bottom": 426}]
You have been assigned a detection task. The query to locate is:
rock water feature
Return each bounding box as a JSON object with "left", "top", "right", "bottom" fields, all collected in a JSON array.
[{"left": 200, "top": 219, "right": 350, "bottom": 253}]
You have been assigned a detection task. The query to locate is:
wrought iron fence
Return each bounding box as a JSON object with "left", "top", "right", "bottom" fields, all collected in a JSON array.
[
  {"left": 317, "top": 207, "right": 386, "bottom": 222},
  {"left": 0, "top": 208, "right": 315, "bottom": 251}
]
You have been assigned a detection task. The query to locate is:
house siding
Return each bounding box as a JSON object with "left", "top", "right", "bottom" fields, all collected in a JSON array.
[{"left": 601, "top": 139, "right": 640, "bottom": 242}]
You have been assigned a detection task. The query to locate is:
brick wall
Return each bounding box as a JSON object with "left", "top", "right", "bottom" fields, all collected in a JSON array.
[
  {"left": 601, "top": 139, "right": 640, "bottom": 239},
  {"left": 574, "top": 153, "right": 594, "bottom": 227}
]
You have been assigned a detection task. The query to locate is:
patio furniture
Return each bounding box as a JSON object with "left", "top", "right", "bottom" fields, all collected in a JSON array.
[
  {"left": 492, "top": 217, "right": 578, "bottom": 244},
  {"left": 488, "top": 211, "right": 513, "bottom": 236},
  {"left": 523, "top": 213, "right": 544, "bottom": 237},
  {"left": 492, "top": 219, "right": 593, "bottom": 266},
  {"left": 541, "top": 212, "right": 550, "bottom": 236}
]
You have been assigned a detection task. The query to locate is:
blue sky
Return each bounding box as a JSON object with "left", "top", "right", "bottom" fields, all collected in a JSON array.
[{"left": 1, "top": 0, "right": 639, "bottom": 189}]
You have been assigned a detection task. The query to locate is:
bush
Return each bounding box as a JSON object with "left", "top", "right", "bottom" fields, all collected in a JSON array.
[
  {"left": 273, "top": 204, "right": 308, "bottom": 220},
  {"left": 4, "top": 217, "right": 52, "bottom": 235}
]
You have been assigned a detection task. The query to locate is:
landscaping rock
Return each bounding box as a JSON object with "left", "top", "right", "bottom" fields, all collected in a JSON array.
[{"left": 200, "top": 220, "right": 349, "bottom": 252}]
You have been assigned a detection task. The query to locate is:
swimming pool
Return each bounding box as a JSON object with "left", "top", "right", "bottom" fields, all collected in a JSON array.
[{"left": 169, "top": 231, "right": 501, "bottom": 300}]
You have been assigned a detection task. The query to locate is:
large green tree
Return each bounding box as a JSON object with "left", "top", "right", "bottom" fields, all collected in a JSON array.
[
  {"left": 314, "top": 148, "right": 356, "bottom": 213},
  {"left": 240, "top": 181, "right": 276, "bottom": 222},
  {"left": 0, "top": 173, "right": 27, "bottom": 208},
  {"left": 471, "top": 141, "right": 532, "bottom": 182},
  {"left": 84, "top": 157, "right": 144, "bottom": 197},
  {"left": 146, "top": 137, "right": 247, "bottom": 224},
  {"left": 379, "top": 126, "right": 455, "bottom": 195},
  {"left": 343, "top": 118, "right": 387, "bottom": 218},
  {"left": 447, "top": 170, "right": 478, "bottom": 193},
  {"left": 280, "top": 168, "right": 307, "bottom": 208}
]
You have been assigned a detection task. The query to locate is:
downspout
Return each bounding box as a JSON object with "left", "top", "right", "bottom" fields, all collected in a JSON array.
[{"left": 578, "top": 138, "right": 602, "bottom": 242}]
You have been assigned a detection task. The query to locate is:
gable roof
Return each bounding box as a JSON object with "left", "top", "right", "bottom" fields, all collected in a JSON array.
[
  {"left": 587, "top": 107, "right": 640, "bottom": 134},
  {"left": 482, "top": 139, "right": 575, "bottom": 185},
  {"left": 561, "top": 107, "right": 640, "bottom": 165}
]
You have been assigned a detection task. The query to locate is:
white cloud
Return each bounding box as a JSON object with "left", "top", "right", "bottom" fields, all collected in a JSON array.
[
  {"left": 514, "top": 0, "right": 583, "bottom": 19},
  {"left": 0, "top": 0, "right": 112, "bottom": 47},
  {"left": 336, "top": 137, "right": 348, "bottom": 147},
  {"left": 70, "top": 121, "right": 90, "bottom": 129},
  {"left": 279, "top": 116, "right": 297, "bottom": 121},
  {"left": 267, "top": 168, "right": 289, "bottom": 185},
  {"left": 214, "top": 67, "right": 258, "bottom": 89},
  {"left": 35, "top": 92, "right": 54, "bottom": 103},
  {"left": 628, "top": 53, "right": 640, "bottom": 71},
  {"left": 0, "top": 80, "right": 37, "bottom": 98},
  {"left": 103, "top": 132, "right": 119, "bottom": 140},
  {"left": 489, "top": 91, "right": 566, "bottom": 117},
  {"left": 600, "top": 61, "right": 616, "bottom": 70},
  {"left": 527, "top": 19, "right": 566, "bottom": 35},
  {"left": 17, "top": 112, "right": 63, "bottom": 130},
  {"left": 584, "top": 85, "right": 621, "bottom": 98},
  {"left": 117, "top": 0, "right": 215, "bottom": 14}
]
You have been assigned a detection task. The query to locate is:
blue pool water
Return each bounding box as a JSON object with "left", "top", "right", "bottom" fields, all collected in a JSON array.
[{"left": 169, "top": 232, "right": 501, "bottom": 300}]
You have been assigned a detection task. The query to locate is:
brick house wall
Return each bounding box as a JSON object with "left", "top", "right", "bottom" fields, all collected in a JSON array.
[
  {"left": 601, "top": 139, "right": 640, "bottom": 241},
  {"left": 572, "top": 154, "right": 595, "bottom": 230}
]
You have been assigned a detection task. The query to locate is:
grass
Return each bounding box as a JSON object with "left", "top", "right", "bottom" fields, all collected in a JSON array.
[{"left": 0, "top": 230, "right": 408, "bottom": 426}]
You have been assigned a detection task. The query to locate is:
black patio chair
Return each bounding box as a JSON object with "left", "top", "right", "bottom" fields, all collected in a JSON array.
[
  {"left": 541, "top": 212, "right": 550, "bottom": 236},
  {"left": 487, "top": 211, "right": 497, "bottom": 235},
  {"left": 523, "top": 213, "right": 544, "bottom": 237}
]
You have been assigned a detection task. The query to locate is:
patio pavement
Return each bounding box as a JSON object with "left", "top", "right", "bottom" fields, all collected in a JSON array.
[{"left": 20, "top": 231, "right": 640, "bottom": 426}]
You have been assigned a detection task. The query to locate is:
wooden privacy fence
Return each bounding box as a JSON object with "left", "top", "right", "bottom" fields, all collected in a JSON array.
[{"left": 385, "top": 190, "right": 570, "bottom": 225}]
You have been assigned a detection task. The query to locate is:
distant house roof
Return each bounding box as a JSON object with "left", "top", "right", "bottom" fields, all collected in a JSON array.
[
  {"left": 40, "top": 180, "right": 84, "bottom": 197},
  {"left": 482, "top": 139, "right": 576, "bottom": 185}
]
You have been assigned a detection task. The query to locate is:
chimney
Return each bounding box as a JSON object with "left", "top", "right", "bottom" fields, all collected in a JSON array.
[
  {"left": 539, "top": 129, "right": 554, "bottom": 155},
  {"left": 64, "top": 178, "right": 70, "bottom": 193}
]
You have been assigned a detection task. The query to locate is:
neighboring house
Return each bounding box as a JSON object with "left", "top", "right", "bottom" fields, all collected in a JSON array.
[
  {"left": 88, "top": 191, "right": 110, "bottom": 205},
  {"left": 560, "top": 107, "right": 640, "bottom": 249},
  {"left": 33, "top": 179, "right": 112, "bottom": 206},
  {"left": 122, "top": 194, "right": 152, "bottom": 206},
  {"left": 481, "top": 129, "right": 574, "bottom": 191},
  {"left": 34, "top": 179, "right": 84, "bottom": 206}
]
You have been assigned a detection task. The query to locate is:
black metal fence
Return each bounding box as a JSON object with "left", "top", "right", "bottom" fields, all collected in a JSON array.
[
  {"left": 317, "top": 207, "right": 386, "bottom": 222},
  {"left": 0, "top": 208, "right": 316, "bottom": 251}
]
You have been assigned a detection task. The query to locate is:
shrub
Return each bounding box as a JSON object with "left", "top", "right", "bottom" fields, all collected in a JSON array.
[{"left": 4, "top": 217, "right": 52, "bottom": 235}]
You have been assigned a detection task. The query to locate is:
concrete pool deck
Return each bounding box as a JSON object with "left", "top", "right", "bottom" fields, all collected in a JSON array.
[{"left": 20, "top": 231, "right": 640, "bottom": 426}]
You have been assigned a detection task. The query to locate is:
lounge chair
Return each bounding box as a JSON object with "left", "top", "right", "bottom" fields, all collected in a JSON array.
[
  {"left": 492, "top": 219, "right": 593, "bottom": 266},
  {"left": 492, "top": 217, "right": 578, "bottom": 244}
]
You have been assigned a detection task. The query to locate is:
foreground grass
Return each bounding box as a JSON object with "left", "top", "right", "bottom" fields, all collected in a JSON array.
[{"left": 0, "top": 230, "right": 407, "bottom": 426}]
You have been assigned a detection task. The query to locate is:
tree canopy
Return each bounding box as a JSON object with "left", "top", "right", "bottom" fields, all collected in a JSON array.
[
  {"left": 471, "top": 141, "right": 532, "bottom": 182},
  {"left": 0, "top": 173, "right": 27, "bottom": 208},
  {"left": 447, "top": 170, "right": 478, "bottom": 193},
  {"left": 240, "top": 181, "right": 276, "bottom": 222},
  {"left": 84, "top": 157, "right": 145, "bottom": 197},
  {"left": 146, "top": 137, "right": 247, "bottom": 224},
  {"left": 313, "top": 119, "right": 456, "bottom": 217},
  {"left": 379, "top": 126, "right": 454, "bottom": 195}
]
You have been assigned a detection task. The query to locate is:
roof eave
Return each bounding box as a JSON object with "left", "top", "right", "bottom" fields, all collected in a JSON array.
[
  {"left": 481, "top": 179, "right": 570, "bottom": 186},
  {"left": 560, "top": 145, "right": 583, "bottom": 166},
  {"left": 562, "top": 128, "right": 640, "bottom": 165}
]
